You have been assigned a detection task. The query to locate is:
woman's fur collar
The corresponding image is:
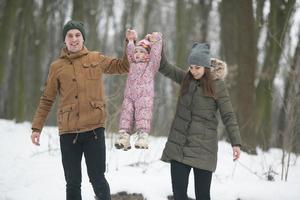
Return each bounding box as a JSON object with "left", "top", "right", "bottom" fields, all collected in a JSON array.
[{"left": 210, "top": 58, "right": 228, "bottom": 80}]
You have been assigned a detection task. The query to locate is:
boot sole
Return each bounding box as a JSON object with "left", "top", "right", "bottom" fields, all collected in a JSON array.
[
  {"left": 115, "top": 143, "right": 131, "bottom": 151},
  {"left": 135, "top": 145, "right": 149, "bottom": 149}
]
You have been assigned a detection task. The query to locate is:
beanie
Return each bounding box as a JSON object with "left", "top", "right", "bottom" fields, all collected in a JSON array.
[
  {"left": 62, "top": 20, "right": 86, "bottom": 41},
  {"left": 187, "top": 43, "right": 211, "bottom": 68},
  {"left": 136, "top": 39, "right": 151, "bottom": 53}
]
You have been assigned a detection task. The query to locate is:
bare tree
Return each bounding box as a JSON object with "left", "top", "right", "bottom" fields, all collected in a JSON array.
[
  {"left": 219, "top": 0, "right": 257, "bottom": 153},
  {"left": 0, "top": 0, "right": 22, "bottom": 119},
  {"left": 279, "top": 32, "right": 300, "bottom": 180},
  {"left": 254, "top": 0, "right": 296, "bottom": 150}
]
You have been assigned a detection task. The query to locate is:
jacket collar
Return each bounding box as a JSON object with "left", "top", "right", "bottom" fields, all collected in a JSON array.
[
  {"left": 59, "top": 46, "right": 89, "bottom": 60},
  {"left": 210, "top": 58, "right": 228, "bottom": 80}
]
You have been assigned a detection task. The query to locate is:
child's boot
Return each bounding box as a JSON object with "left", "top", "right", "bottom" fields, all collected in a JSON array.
[
  {"left": 115, "top": 130, "right": 131, "bottom": 151},
  {"left": 135, "top": 130, "right": 149, "bottom": 149}
]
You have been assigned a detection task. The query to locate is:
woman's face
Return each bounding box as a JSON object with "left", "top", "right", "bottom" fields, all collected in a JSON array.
[
  {"left": 64, "top": 29, "right": 84, "bottom": 53},
  {"left": 189, "top": 65, "right": 205, "bottom": 79}
]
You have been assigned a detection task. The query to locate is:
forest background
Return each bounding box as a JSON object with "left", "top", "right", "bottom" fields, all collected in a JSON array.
[{"left": 0, "top": 0, "right": 300, "bottom": 155}]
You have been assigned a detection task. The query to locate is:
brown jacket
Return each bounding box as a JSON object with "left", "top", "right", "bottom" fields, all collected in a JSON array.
[{"left": 32, "top": 46, "right": 129, "bottom": 134}]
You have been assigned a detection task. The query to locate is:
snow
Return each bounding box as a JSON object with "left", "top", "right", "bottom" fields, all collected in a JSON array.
[{"left": 0, "top": 119, "right": 299, "bottom": 200}]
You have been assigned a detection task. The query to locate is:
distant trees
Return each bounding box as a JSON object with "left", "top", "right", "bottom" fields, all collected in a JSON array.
[{"left": 254, "top": 0, "right": 296, "bottom": 150}]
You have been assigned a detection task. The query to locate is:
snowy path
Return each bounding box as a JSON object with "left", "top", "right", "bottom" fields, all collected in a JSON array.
[{"left": 0, "top": 119, "right": 299, "bottom": 200}]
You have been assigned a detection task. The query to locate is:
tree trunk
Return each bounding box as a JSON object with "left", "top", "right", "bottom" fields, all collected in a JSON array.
[
  {"left": 219, "top": 0, "right": 239, "bottom": 112},
  {"left": 219, "top": 1, "right": 257, "bottom": 153},
  {"left": 0, "top": 0, "right": 22, "bottom": 118},
  {"left": 278, "top": 31, "right": 300, "bottom": 153},
  {"left": 175, "top": 0, "right": 188, "bottom": 68},
  {"left": 11, "top": 0, "right": 36, "bottom": 121},
  {"left": 72, "top": 0, "right": 85, "bottom": 21},
  {"left": 142, "top": 0, "right": 155, "bottom": 36},
  {"left": 85, "top": 0, "right": 100, "bottom": 50},
  {"left": 254, "top": 0, "right": 295, "bottom": 150},
  {"left": 255, "top": 0, "right": 266, "bottom": 36},
  {"left": 26, "top": 0, "right": 52, "bottom": 122},
  {"left": 235, "top": 0, "right": 257, "bottom": 153},
  {"left": 191, "top": 0, "right": 212, "bottom": 42},
  {"left": 100, "top": 0, "right": 113, "bottom": 53}
]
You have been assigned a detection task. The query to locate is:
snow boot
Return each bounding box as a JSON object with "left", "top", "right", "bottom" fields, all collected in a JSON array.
[
  {"left": 134, "top": 130, "right": 149, "bottom": 149},
  {"left": 114, "top": 130, "right": 131, "bottom": 151}
]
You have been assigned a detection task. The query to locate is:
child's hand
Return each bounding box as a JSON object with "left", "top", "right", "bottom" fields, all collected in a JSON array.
[
  {"left": 148, "top": 32, "right": 162, "bottom": 43},
  {"left": 126, "top": 29, "right": 137, "bottom": 41}
]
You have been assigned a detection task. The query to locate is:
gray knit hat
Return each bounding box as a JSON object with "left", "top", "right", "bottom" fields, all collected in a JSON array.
[
  {"left": 187, "top": 43, "right": 211, "bottom": 68},
  {"left": 62, "top": 20, "right": 86, "bottom": 41}
]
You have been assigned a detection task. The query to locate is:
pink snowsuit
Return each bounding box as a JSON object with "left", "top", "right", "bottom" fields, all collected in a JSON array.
[{"left": 119, "top": 36, "right": 162, "bottom": 134}]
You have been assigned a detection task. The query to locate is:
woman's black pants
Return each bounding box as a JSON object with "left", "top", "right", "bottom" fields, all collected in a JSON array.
[
  {"left": 171, "top": 160, "right": 212, "bottom": 200},
  {"left": 60, "top": 127, "right": 110, "bottom": 200}
]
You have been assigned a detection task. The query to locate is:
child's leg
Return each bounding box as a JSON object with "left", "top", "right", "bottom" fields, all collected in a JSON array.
[
  {"left": 134, "top": 95, "right": 154, "bottom": 133},
  {"left": 115, "top": 97, "right": 134, "bottom": 150},
  {"left": 119, "top": 97, "right": 134, "bottom": 133},
  {"left": 134, "top": 96, "right": 153, "bottom": 149}
]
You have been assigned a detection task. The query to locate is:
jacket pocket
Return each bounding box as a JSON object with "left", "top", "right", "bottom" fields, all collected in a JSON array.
[
  {"left": 58, "top": 104, "right": 75, "bottom": 131},
  {"left": 83, "top": 62, "right": 101, "bottom": 79},
  {"left": 87, "top": 100, "right": 106, "bottom": 125}
]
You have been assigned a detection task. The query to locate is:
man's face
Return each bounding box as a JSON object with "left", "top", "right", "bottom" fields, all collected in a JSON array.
[{"left": 64, "top": 29, "right": 84, "bottom": 53}]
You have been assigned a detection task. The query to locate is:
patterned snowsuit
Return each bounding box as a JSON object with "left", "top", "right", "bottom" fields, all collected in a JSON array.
[{"left": 119, "top": 37, "right": 162, "bottom": 133}]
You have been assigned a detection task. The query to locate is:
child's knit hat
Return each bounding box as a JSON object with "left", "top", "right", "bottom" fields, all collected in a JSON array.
[
  {"left": 187, "top": 43, "right": 211, "bottom": 68},
  {"left": 136, "top": 39, "right": 151, "bottom": 53}
]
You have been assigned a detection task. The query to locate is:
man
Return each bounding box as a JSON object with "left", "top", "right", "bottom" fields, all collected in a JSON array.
[{"left": 31, "top": 20, "right": 130, "bottom": 200}]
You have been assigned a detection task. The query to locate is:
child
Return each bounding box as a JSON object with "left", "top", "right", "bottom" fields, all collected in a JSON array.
[{"left": 115, "top": 30, "right": 162, "bottom": 150}]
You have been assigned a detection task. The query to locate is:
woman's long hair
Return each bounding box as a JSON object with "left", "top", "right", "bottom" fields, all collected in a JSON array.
[{"left": 180, "top": 67, "right": 216, "bottom": 99}]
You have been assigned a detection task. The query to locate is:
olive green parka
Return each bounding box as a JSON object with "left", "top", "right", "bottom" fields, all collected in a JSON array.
[{"left": 159, "top": 57, "right": 242, "bottom": 172}]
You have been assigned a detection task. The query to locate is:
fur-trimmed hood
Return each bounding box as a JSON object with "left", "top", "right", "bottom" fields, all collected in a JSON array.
[{"left": 210, "top": 58, "right": 228, "bottom": 80}]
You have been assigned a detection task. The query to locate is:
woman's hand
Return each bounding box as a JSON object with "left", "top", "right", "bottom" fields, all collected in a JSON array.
[
  {"left": 232, "top": 146, "right": 241, "bottom": 161},
  {"left": 146, "top": 32, "right": 162, "bottom": 43}
]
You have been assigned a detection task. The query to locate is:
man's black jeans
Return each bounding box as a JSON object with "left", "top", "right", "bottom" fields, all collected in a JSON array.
[
  {"left": 60, "top": 127, "right": 111, "bottom": 200},
  {"left": 171, "top": 160, "right": 212, "bottom": 200}
]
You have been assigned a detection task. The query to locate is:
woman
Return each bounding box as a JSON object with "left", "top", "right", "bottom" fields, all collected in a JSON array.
[{"left": 159, "top": 43, "right": 242, "bottom": 200}]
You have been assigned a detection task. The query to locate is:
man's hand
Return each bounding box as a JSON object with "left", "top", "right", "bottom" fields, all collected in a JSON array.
[
  {"left": 147, "top": 32, "right": 162, "bottom": 43},
  {"left": 233, "top": 146, "right": 241, "bottom": 161},
  {"left": 31, "top": 131, "right": 41, "bottom": 146},
  {"left": 126, "top": 29, "right": 137, "bottom": 41}
]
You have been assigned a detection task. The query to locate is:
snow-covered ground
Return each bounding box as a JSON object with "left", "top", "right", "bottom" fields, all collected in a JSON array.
[{"left": 0, "top": 119, "right": 299, "bottom": 200}]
